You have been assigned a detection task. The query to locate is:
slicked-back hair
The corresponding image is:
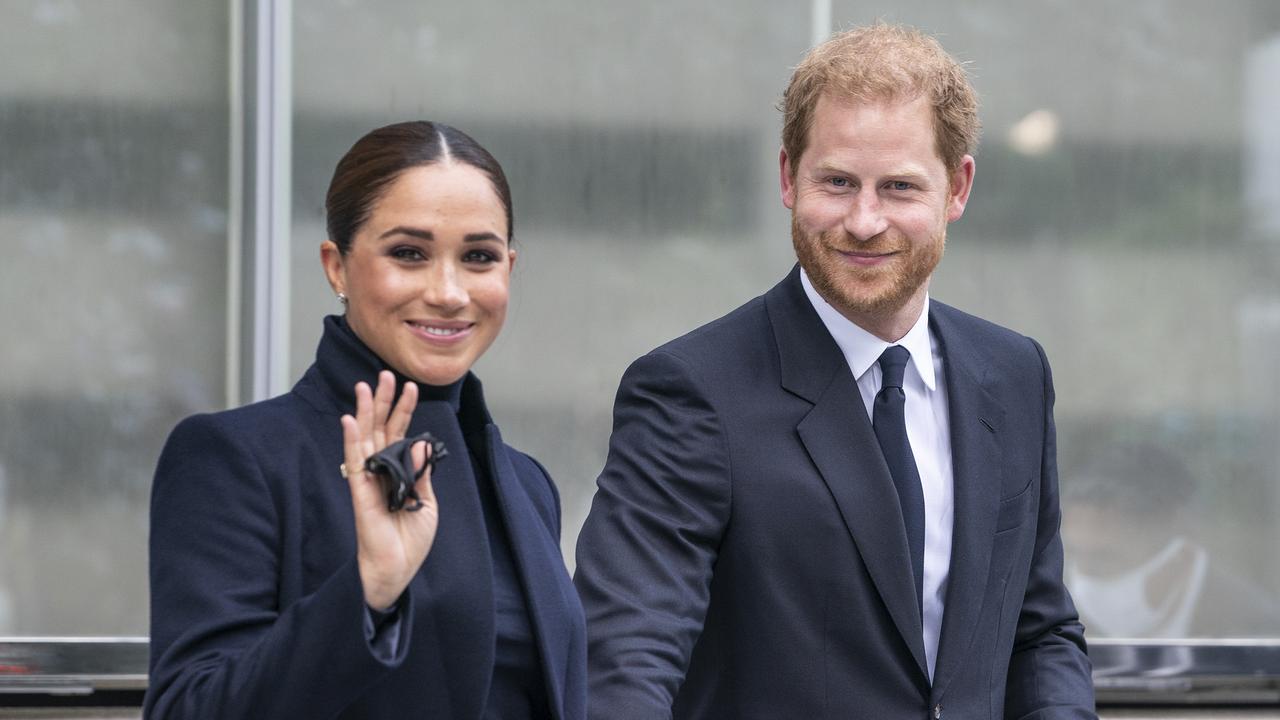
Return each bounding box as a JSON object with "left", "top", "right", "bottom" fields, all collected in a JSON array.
[{"left": 325, "top": 121, "right": 513, "bottom": 253}]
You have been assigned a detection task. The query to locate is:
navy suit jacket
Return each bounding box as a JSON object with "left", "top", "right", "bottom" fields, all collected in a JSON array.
[
  {"left": 146, "top": 316, "right": 586, "bottom": 720},
  {"left": 574, "top": 267, "right": 1095, "bottom": 719}
]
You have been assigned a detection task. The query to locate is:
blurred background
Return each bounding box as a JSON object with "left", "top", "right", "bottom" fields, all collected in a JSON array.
[{"left": 1, "top": 0, "right": 1278, "bottom": 655}]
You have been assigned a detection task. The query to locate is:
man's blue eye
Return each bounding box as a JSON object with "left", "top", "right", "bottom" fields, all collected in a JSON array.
[
  {"left": 829, "top": 177, "right": 849, "bottom": 187},
  {"left": 890, "top": 181, "right": 912, "bottom": 191}
]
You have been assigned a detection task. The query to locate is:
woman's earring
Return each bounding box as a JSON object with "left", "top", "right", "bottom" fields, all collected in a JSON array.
[{"left": 337, "top": 292, "right": 348, "bottom": 306}]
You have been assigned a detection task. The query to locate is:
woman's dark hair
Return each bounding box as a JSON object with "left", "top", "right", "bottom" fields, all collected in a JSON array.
[{"left": 325, "top": 121, "right": 513, "bottom": 253}]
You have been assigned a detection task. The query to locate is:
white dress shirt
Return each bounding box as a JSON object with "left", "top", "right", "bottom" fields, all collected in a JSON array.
[{"left": 800, "top": 269, "right": 954, "bottom": 681}]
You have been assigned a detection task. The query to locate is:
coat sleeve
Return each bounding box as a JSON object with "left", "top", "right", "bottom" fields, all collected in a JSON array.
[
  {"left": 1003, "top": 339, "right": 1098, "bottom": 719},
  {"left": 144, "top": 413, "right": 413, "bottom": 720},
  {"left": 573, "top": 350, "right": 732, "bottom": 720}
]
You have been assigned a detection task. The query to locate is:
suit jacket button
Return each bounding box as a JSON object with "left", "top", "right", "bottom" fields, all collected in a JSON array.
[{"left": 933, "top": 703, "right": 942, "bottom": 719}]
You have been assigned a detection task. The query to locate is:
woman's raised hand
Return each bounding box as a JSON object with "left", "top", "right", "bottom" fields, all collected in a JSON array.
[{"left": 341, "top": 370, "right": 438, "bottom": 611}]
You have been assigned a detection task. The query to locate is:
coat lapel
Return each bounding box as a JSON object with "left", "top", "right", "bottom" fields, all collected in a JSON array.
[
  {"left": 767, "top": 267, "right": 928, "bottom": 678},
  {"left": 409, "top": 401, "right": 494, "bottom": 720},
  {"left": 481, "top": 424, "right": 576, "bottom": 720},
  {"left": 928, "top": 303, "right": 1005, "bottom": 698}
]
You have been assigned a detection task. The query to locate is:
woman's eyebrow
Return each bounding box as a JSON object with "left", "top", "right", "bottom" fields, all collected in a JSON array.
[
  {"left": 377, "top": 227, "right": 502, "bottom": 243},
  {"left": 378, "top": 226, "right": 433, "bottom": 241}
]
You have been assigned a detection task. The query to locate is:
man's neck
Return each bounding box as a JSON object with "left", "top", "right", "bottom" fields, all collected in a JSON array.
[{"left": 836, "top": 292, "right": 928, "bottom": 343}]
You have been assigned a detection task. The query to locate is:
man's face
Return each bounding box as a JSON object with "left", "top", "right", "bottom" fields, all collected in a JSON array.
[{"left": 781, "top": 95, "right": 974, "bottom": 336}]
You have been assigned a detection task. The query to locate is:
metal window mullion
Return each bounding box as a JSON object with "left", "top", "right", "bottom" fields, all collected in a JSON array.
[
  {"left": 240, "top": 0, "right": 292, "bottom": 404},
  {"left": 811, "top": 0, "right": 831, "bottom": 47},
  {"left": 226, "top": 0, "right": 245, "bottom": 409}
]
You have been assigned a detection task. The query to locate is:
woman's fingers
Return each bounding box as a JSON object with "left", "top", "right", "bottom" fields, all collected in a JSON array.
[
  {"left": 386, "top": 381, "right": 418, "bottom": 442},
  {"left": 371, "top": 371, "right": 395, "bottom": 448},
  {"left": 340, "top": 412, "right": 360, "bottom": 472},
  {"left": 340, "top": 413, "right": 379, "bottom": 511},
  {"left": 355, "top": 372, "right": 416, "bottom": 448},
  {"left": 353, "top": 380, "right": 374, "bottom": 456},
  {"left": 347, "top": 374, "right": 420, "bottom": 519}
]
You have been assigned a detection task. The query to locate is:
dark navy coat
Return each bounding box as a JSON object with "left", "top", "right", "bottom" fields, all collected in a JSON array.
[{"left": 146, "top": 316, "right": 586, "bottom": 720}]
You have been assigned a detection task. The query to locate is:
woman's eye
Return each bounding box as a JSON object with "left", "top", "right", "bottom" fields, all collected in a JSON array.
[
  {"left": 463, "top": 249, "right": 499, "bottom": 264},
  {"left": 390, "top": 246, "right": 425, "bottom": 261}
]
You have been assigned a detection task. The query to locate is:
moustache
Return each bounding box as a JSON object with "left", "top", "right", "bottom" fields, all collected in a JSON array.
[{"left": 817, "top": 229, "right": 904, "bottom": 255}]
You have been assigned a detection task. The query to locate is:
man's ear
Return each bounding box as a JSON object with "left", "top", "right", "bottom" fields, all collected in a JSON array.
[
  {"left": 779, "top": 147, "right": 797, "bottom": 210},
  {"left": 946, "top": 154, "right": 976, "bottom": 223}
]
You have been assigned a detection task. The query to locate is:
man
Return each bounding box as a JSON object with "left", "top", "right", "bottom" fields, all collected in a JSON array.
[{"left": 574, "top": 24, "right": 1096, "bottom": 719}]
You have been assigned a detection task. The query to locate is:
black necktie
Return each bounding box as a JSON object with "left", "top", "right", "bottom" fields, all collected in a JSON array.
[{"left": 873, "top": 345, "right": 925, "bottom": 612}]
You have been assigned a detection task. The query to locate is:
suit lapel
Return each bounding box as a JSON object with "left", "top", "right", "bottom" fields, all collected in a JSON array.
[
  {"left": 928, "top": 304, "right": 1005, "bottom": 698},
  {"left": 767, "top": 267, "right": 928, "bottom": 678}
]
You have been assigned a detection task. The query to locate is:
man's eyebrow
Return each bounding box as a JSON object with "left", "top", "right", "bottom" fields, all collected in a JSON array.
[
  {"left": 885, "top": 168, "right": 931, "bottom": 180},
  {"left": 811, "top": 160, "right": 846, "bottom": 173},
  {"left": 816, "top": 159, "right": 931, "bottom": 173}
]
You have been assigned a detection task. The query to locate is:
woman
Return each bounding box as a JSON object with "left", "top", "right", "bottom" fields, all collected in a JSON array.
[{"left": 145, "top": 121, "right": 585, "bottom": 719}]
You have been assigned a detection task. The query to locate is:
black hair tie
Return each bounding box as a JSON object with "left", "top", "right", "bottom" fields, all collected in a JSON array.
[{"left": 363, "top": 432, "right": 449, "bottom": 512}]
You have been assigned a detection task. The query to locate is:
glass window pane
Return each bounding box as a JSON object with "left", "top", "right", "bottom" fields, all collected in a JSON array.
[{"left": 0, "top": 1, "right": 230, "bottom": 635}]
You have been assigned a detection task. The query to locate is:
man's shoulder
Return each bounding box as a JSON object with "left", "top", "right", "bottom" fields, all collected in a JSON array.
[
  {"left": 931, "top": 299, "right": 1020, "bottom": 340},
  {"left": 650, "top": 292, "right": 772, "bottom": 365},
  {"left": 615, "top": 290, "right": 783, "bottom": 400},
  {"left": 931, "top": 300, "right": 1042, "bottom": 354},
  {"left": 929, "top": 299, "right": 1051, "bottom": 390}
]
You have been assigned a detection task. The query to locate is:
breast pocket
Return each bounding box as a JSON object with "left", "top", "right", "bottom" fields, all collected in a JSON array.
[{"left": 995, "top": 479, "right": 1035, "bottom": 534}]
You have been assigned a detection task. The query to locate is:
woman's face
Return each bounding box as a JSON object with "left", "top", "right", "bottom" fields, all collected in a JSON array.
[{"left": 321, "top": 162, "right": 515, "bottom": 386}]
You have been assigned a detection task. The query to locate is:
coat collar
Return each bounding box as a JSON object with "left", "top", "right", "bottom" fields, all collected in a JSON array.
[
  {"left": 296, "top": 314, "right": 491, "bottom": 429},
  {"left": 766, "top": 266, "right": 1006, "bottom": 686},
  {"left": 295, "top": 315, "right": 580, "bottom": 714},
  {"left": 768, "top": 266, "right": 847, "bottom": 404}
]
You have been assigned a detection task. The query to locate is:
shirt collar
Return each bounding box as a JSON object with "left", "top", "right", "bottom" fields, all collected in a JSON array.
[{"left": 799, "top": 268, "right": 937, "bottom": 390}]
